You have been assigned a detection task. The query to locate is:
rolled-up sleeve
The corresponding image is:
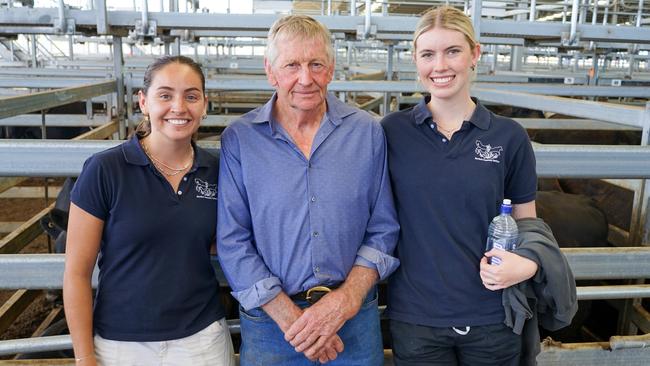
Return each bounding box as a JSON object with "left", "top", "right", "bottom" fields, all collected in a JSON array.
[
  {"left": 354, "top": 126, "right": 400, "bottom": 280},
  {"left": 217, "top": 128, "right": 282, "bottom": 310}
]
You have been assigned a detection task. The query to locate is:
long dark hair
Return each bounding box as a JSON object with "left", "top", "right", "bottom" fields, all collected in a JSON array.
[{"left": 134, "top": 55, "right": 206, "bottom": 138}]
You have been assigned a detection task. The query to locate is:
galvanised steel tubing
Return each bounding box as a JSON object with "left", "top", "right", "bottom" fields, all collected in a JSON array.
[
  {"left": 0, "top": 335, "right": 71, "bottom": 357},
  {"left": 95, "top": 0, "right": 108, "bottom": 34},
  {"left": 474, "top": 83, "right": 650, "bottom": 98},
  {"left": 364, "top": 0, "right": 371, "bottom": 39},
  {"left": 0, "top": 67, "right": 107, "bottom": 76},
  {"left": 514, "top": 118, "right": 640, "bottom": 131},
  {"left": 569, "top": 0, "right": 580, "bottom": 44},
  {"left": 2, "top": 9, "right": 650, "bottom": 43},
  {"left": 0, "top": 80, "right": 116, "bottom": 119},
  {"left": 0, "top": 114, "right": 111, "bottom": 127},
  {"left": 0, "top": 139, "right": 220, "bottom": 177},
  {"left": 139, "top": 79, "right": 650, "bottom": 98},
  {"left": 0, "top": 254, "right": 96, "bottom": 290},
  {"left": 0, "top": 318, "right": 241, "bottom": 356},
  {"left": 472, "top": 87, "right": 645, "bottom": 127},
  {"left": 564, "top": 247, "right": 650, "bottom": 280},
  {"left": 175, "top": 117, "right": 644, "bottom": 131},
  {"left": 3, "top": 250, "right": 650, "bottom": 289},
  {"left": 577, "top": 285, "right": 650, "bottom": 300},
  {"left": 471, "top": 0, "right": 482, "bottom": 38},
  {"left": 480, "top": 18, "right": 650, "bottom": 44},
  {"left": 534, "top": 144, "right": 650, "bottom": 178},
  {"left": 141, "top": 0, "right": 149, "bottom": 34},
  {"left": 56, "top": 0, "right": 66, "bottom": 33},
  {"left": 1, "top": 140, "right": 649, "bottom": 178},
  {"left": 530, "top": 0, "right": 537, "bottom": 21}
]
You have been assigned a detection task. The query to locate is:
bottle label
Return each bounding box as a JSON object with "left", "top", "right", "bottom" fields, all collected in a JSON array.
[{"left": 486, "top": 238, "right": 512, "bottom": 265}]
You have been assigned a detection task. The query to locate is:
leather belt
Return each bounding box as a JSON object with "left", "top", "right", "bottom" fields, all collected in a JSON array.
[{"left": 290, "top": 284, "right": 340, "bottom": 305}]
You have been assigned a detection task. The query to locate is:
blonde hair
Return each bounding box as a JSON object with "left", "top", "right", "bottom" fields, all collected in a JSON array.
[
  {"left": 266, "top": 15, "right": 334, "bottom": 66},
  {"left": 413, "top": 6, "right": 478, "bottom": 52}
]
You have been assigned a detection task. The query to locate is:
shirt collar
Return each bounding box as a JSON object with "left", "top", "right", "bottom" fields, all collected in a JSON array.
[
  {"left": 122, "top": 135, "right": 149, "bottom": 166},
  {"left": 413, "top": 95, "right": 491, "bottom": 131},
  {"left": 250, "top": 92, "right": 356, "bottom": 132},
  {"left": 122, "top": 135, "right": 209, "bottom": 169}
]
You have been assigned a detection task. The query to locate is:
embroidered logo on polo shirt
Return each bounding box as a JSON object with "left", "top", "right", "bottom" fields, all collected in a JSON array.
[
  {"left": 194, "top": 178, "right": 217, "bottom": 200},
  {"left": 474, "top": 140, "right": 502, "bottom": 163}
]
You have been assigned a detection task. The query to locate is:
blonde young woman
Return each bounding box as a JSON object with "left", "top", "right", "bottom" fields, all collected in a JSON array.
[
  {"left": 63, "top": 56, "right": 235, "bottom": 366},
  {"left": 381, "top": 6, "right": 541, "bottom": 365}
]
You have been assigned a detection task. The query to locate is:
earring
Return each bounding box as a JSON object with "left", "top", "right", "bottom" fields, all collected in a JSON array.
[
  {"left": 470, "top": 64, "right": 476, "bottom": 71},
  {"left": 202, "top": 114, "right": 208, "bottom": 120},
  {"left": 143, "top": 114, "right": 150, "bottom": 123}
]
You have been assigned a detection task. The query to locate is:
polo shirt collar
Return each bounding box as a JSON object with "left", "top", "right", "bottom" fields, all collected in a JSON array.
[
  {"left": 122, "top": 135, "right": 149, "bottom": 166},
  {"left": 413, "top": 95, "right": 491, "bottom": 131},
  {"left": 251, "top": 92, "right": 355, "bottom": 134},
  {"left": 122, "top": 135, "right": 209, "bottom": 169}
]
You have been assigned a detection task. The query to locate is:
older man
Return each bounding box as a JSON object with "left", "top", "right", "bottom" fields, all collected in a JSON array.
[{"left": 217, "top": 15, "right": 399, "bottom": 366}]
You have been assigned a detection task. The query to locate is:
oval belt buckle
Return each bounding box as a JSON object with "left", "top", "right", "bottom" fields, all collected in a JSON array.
[{"left": 305, "top": 286, "right": 332, "bottom": 304}]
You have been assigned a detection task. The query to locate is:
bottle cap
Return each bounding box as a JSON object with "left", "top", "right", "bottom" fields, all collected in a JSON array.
[{"left": 501, "top": 198, "right": 513, "bottom": 214}]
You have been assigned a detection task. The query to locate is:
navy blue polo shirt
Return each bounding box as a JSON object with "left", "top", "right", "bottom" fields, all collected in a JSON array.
[
  {"left": 382, "top": 97, "right": 537, "bottom": 328},
  {"left": 71, "top": 136, "right": 225, "bottom": 341}
]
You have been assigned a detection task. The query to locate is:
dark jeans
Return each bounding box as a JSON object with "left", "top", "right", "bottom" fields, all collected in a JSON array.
[
  {"left": 239, "top": 289, "right": 383, "bottom": 366},
  {"left": 390, "top": 319, "right": 521, "bottom": 366}
]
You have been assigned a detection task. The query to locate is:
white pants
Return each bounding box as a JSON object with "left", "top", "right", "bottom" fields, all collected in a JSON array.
[{"left": 94, "top": 318, "right": 236, "bottom": 366}]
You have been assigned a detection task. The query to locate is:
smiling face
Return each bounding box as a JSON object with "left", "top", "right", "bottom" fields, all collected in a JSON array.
[
  {"left": 138, "top": 62, "right": 207, "bottom": 144},
  {"left": 414, "top": 27, "right": 480, "bottom": 102},
  {"left": 264, "top": 35, "right": 334, "bottom": 115}
]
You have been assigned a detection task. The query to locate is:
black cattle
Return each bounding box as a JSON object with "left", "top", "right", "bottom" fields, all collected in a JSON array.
[{"left": 536, "top": 190, "right": 609, "bottom": 248}]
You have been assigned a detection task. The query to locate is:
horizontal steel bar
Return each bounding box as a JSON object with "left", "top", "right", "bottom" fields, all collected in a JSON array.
[
  {"left": 2, "top": 248, "right": 649, "bottom": 290},
  {"left": 3, "top": 74, "right": 647, "bottom": 98},
  {"left": 577, "top": 285, "right": 650, "bottom": 300},
  {"left": 533, "top": 144, "right": 650, "bottom": 179},
  {"left": 0, "top": 77, "right": 104, "bottom": 89},
  {"left": 475, "top": 84, "right": 650, "bottom": 98},
  {"left": 0, "top": 140, "right": 220, "bottom": 177},
  {"left": 0, "top": 114, "right": 111, "bottom": 127},
  {"left": 537, "top": 342, "right": 650, "bottom": 365},
  {"left": 146, "top": 115, "right": 643, "bottom": 131},
  {"left": 564, "top": 247, "right": 650, "bottom": 280},
  {"left": 472, "top": 87, "right": 645, "bottom": 127},
  {"left": 514, "top": 118, "right": 641, "bottom": 131},
  {"left": 0, "top": 318, "right": 241, "bottom": 356},
  {"left": 0, "top": 335, "right": 71, "bottom": 357},
  {"left": 1, "top": 140, "right": 649, "bottom": 178},
  {"left": 481, "top": 19, "right": 650, "bottom": 44},
  {"left": 0, "top": 9, "right": 649, "bottom": 44},
  {"left": 0, "top": 80, "right": 116, "bottom": 120}
]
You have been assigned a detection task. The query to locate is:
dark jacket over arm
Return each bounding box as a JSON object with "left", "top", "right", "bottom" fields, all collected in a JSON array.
[{"left": 502, "top": 217, "right": 578, "bottom": 366}]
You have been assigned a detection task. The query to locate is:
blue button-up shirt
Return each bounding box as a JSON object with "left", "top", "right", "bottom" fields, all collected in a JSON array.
[{"left": 217, "top": 93, "right": 400, "bottom": 310}]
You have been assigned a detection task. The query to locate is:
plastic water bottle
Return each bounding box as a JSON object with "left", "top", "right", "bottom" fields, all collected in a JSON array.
[{"left": 485, "top": 199, "right": 518, "bottom": 265}]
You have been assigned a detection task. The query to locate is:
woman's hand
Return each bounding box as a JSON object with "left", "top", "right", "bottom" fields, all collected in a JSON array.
[{"left": 480, "top": 250, "right": 538, "bottom": 291}]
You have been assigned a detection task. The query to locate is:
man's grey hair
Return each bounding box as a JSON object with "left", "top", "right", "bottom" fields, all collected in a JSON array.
[{"left": 265, "top": 15, "right": 334, "bottom": 66}]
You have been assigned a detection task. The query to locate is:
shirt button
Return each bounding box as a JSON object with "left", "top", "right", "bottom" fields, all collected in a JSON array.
[
  {"left": 183, "top": 177, "right": 187, "bottom": 181},
  {"left": 177, "top": 190, "right": 183, "bottom": 195},
  {"left": 442, "top": 138, "right": 447, "bottom": 142},
  {"left": 310, "top": 196, "right": 316, "bottom": 202},
  {"left": 312, "top": 231, "right": 319, "bottom": 237},
  {"left": 314, "top": 266, "right": 320, "bottom": 273},
  {"left": 430, "top": 124, "right": 434, "bottom": 129}
]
